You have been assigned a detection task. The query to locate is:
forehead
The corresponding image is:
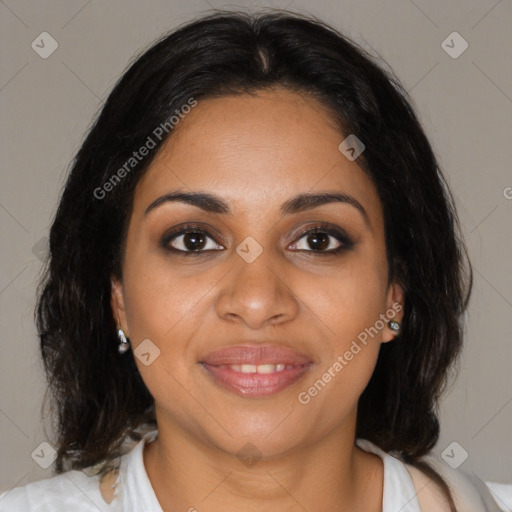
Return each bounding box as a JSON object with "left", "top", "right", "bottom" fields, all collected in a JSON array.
[{"left": 133, "top": 88, "right": 382, "bottom": 223}]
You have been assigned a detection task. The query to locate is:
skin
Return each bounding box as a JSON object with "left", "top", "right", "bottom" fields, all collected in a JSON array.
[{"left": 111, "top": 87, "right": 404, "bottom": 512}]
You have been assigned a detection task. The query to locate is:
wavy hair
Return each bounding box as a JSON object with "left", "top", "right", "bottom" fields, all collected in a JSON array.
[{"left": 36, "top": 9, "right": 472, "bottom": 510}]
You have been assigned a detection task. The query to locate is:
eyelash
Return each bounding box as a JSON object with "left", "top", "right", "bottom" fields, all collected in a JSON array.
[{"left": 160, "top": 223, "right": 354, "bottom": 257}]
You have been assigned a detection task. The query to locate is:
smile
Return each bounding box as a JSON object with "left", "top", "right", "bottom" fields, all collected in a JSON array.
[{"left": 200, "top": 361, "right": 313, "bottom": 397}]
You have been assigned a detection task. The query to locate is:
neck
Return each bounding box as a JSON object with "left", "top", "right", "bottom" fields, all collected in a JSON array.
[{"left": 143, "top": 415, "right": 383, "bottom": 512}]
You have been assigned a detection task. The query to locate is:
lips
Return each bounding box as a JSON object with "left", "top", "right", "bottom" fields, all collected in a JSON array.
[
  {"left": 199, "top": 344, "right": 314, "bottom": 397},
  {"left": 200, "top": 344, "right": 312, "bottom": 366}
]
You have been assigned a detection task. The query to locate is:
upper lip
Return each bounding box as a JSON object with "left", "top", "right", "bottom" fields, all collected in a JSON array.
[{"left": 200, "top": 344, "right": 313, "bottom": 366}]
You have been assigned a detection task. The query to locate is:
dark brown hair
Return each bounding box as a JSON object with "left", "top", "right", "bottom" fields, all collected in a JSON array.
[{"left": 36, "top": 9, "right": 472, "bottom": 510}]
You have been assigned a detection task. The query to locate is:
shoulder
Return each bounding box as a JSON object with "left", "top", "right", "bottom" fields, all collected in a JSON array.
[
  {"left": 404, "top": 456, "right": 507, "bottom": 512},
  {"left": 0, "top": 468, "right": 119, "bottom": 512}
]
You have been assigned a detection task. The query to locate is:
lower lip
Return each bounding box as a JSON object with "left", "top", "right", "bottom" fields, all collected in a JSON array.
[{"left": 200, "top": 363, "right": 312, "bottom": 397}]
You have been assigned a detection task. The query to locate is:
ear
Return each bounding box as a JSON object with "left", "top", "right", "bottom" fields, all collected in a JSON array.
[
  {"left": 110, "top": 277, "right": 129, "bottom": 337},
  {"left": 381, "top": 281, "right": 405, "bottom": 343}
]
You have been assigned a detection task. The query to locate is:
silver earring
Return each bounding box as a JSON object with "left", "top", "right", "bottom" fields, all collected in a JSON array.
[
  {"left": 117, "top": 328, "right": 130, "bottom": 354},
  {"left": 388, "top": 320, "right": 401, "bottom": 335}
]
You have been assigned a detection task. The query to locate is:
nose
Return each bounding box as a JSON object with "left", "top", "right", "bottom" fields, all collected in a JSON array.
[{"left": 216, "top": 248, "right": 300, "bottom": 330}]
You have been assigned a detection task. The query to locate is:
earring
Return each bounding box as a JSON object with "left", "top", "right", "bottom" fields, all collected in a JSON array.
[
  {"left": 115, "top": 310, "right": 130, "bottom": 354},
  {"left": 117, "top": 328, "right": 130, "bottom": 353},
  {"left": 388, "top": 320, "right": 401, "bottom": 336}
]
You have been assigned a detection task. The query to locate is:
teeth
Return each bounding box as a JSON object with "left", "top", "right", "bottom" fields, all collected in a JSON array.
[
  {"left": 257, "top": 363, "right": 286, "bottom": 373},
  {"left": 228, "top": 363, "right": 289, "bottom": 373}
]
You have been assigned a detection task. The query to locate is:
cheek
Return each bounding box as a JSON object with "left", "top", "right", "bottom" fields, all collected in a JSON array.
[
  {"left": 296, "top": 256, "right": 388, "bottom": 344},
  {"left": 291, "top": 254, "right": 387, "bottom": 406},
  {"left": 296, "top": 267, "right": 385, "bottom": 420},
  {"left": 122, "top": 249, "right": 215, "bottom": 344},
  {"left": 121, "top": 255, "right": 206, "bottom": 413}
]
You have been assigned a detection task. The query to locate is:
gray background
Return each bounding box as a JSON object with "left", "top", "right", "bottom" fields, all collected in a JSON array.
[{"left": 1, "top": 0, "right": 511, "bottom": 496}]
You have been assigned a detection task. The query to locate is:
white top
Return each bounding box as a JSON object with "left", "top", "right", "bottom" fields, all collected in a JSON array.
[{"left": 0, "top": 429, "right": 508, "bottom": 512}]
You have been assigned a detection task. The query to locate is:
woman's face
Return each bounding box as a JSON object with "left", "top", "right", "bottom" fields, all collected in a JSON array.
[{"left": 111, "top": 87, "right": 403, "bottom": 456}]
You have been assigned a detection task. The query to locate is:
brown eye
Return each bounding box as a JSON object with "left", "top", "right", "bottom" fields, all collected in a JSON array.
[
  {"left": 179, "top": 232, "right": 208, "bottom": 251},
  {"left": 161, "top": 225, "right": 224, "bottom": 255},
  {"left": 289, "top": 224, "right": 354, "bottom": 254},
  {"left": 304, "top": 232, "right": 332, "bottom": 251}
]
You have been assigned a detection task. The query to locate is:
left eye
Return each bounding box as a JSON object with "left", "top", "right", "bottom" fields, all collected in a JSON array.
[{"left": 289, "top": 229, "right": 345, "bottom": 253}]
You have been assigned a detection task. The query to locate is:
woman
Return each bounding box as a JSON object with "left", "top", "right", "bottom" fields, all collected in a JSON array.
[{"left": 0, "top": 9, "right": 505, "bottom": 512}]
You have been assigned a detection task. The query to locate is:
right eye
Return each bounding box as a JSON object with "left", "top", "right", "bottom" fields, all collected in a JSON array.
[{"left": 161, "top": 224, "right": 225, "bottom": 255}]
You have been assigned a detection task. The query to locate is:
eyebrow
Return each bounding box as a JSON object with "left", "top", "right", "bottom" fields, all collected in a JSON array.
[{"left": 144, "top": 190, "right": 371, "bottom": 228}]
